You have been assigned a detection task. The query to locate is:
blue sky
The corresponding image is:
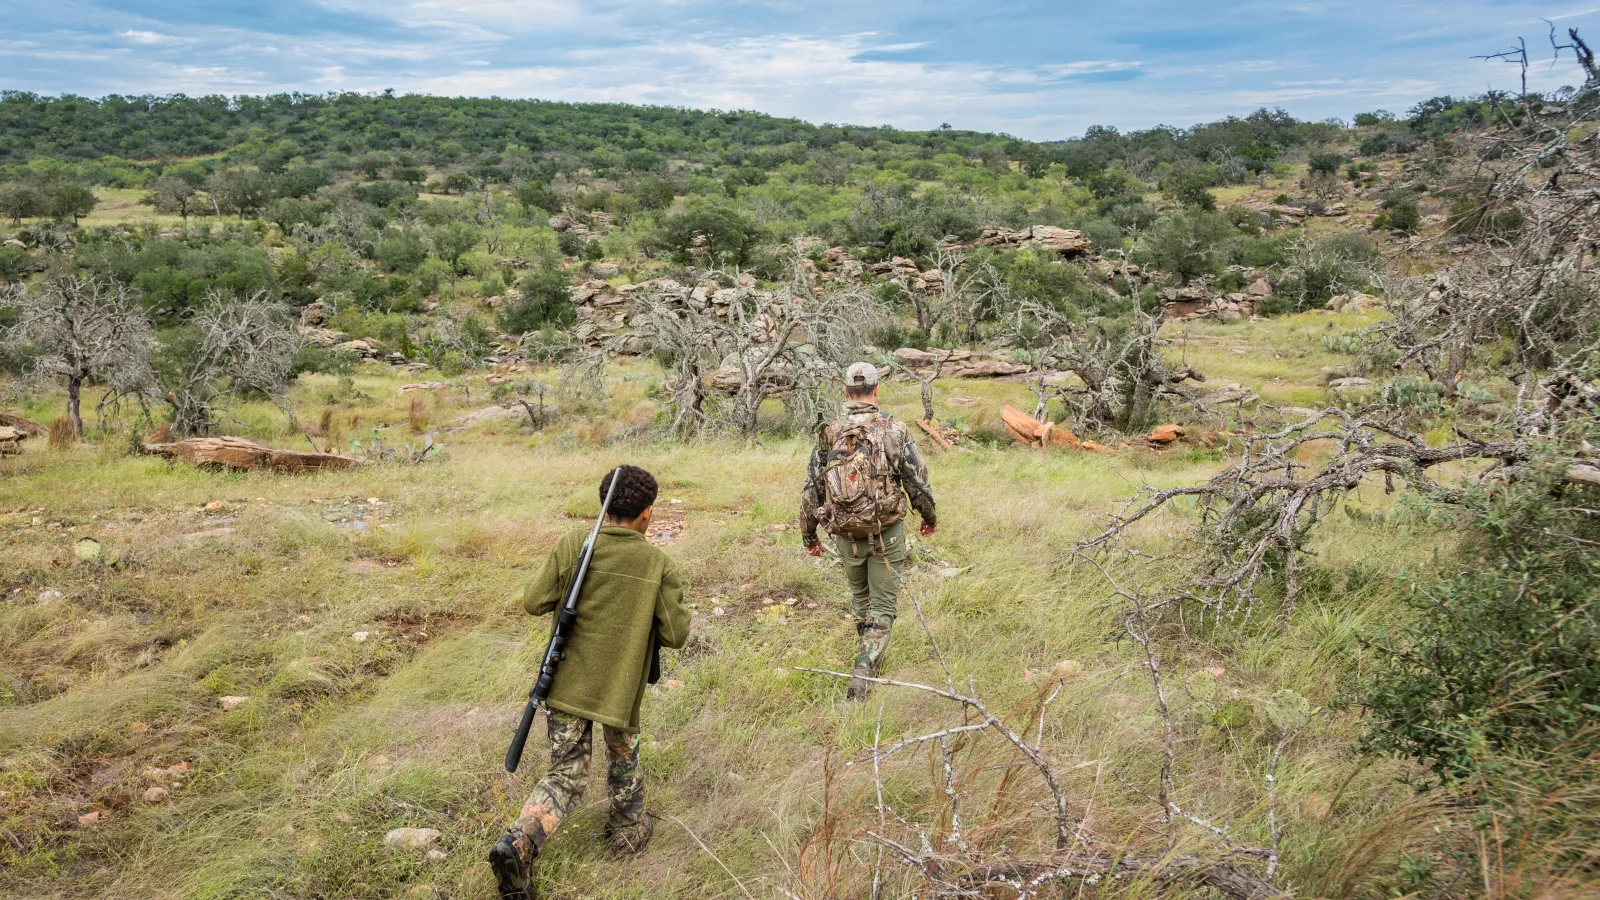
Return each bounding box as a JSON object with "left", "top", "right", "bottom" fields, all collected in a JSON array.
[{"left": 3, "top": 1, "right": 1598, "bottom": 139}]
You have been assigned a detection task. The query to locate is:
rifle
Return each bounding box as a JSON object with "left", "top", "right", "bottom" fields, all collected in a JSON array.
[{"left": 505, "top": 467, "right": 620, "bottom": 773}]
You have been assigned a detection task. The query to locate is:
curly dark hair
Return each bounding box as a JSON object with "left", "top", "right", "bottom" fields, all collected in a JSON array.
[{"left": 599, "top": 464, "right": 658, "bottom": 520}]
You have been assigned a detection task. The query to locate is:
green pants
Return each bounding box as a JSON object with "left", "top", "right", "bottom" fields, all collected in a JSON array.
[{"left": 835, "top": 520, "right": 908, "bottom": 625}]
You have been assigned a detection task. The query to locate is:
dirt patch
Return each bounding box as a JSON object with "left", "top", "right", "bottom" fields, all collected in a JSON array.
[{"left": 647, "top": 501, "right": 689, "bottom": 546}]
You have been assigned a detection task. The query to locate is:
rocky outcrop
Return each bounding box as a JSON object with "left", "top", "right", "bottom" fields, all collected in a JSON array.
[
  {"left": 1162, "top": 286, "right": 1256, "bottom": 322},
  {"left": 940, "top": 225, "right": 1091, "bottom": 256}
]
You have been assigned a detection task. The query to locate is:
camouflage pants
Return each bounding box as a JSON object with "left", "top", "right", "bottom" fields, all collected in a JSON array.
[
  {"left": 510, "top": 710, "right": 647, "bottom": 861},
  {"left": 835, "top": 521, "right": 906, "bottom": 672}
]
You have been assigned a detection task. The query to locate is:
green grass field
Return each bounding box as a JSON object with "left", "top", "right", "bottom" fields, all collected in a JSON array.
[{"left": 1, "top": 312, "right": 1458, "bottom": 899}]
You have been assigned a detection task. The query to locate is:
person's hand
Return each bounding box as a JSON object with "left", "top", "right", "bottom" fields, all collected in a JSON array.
[
  {"left": 920, "top": 523, "right": 936, "bottom": 538},
  {"left": 804, "top": 543, "right": 824, "bottom": 557}
]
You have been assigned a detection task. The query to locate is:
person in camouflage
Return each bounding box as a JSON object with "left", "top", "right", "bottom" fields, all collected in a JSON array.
[
  {"left": 490, "top": 465, "right": 691, "bottom": 900},
  {"left": 800, "top": 363, "right": 937, "bottom": 700}
]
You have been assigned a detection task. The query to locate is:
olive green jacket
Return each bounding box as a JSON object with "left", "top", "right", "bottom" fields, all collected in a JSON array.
[{"left": 523, "top": 525, "right": 691, "bottom": 731}]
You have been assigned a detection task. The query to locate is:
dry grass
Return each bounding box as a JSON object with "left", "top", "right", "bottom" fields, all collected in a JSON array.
[
  {"left": 46, "top": 415, "right": 75, "bottom": 450},
  {"left": 0, "top": 313, "right": 1486, "bottom": 899}
]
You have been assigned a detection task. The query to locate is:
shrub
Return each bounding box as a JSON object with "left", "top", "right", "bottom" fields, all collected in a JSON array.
[
  {"left": 1160, "top": 165, "right": 1219, "bottom": 211},
  {"left": 1373, "top": 198, "right": 1422, "bottom": 233},
  {"left": 1362, "top": 461, "right": 1600, "bottom": 859},
  {"left": 498, "top": 267, "right": 575, "bottom": 334},
  {"left": 1308, "top": 152, "right": 1346, "bottom": 174}
]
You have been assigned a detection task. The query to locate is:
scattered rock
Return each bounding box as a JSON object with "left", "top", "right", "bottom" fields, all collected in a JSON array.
[
  {"left": 425, "top": 849, "right": 448, "bottom": 863},
  {"left": 397, "top": 381, "right": 450, "bottom": 395},
  {"left": 220, "top": 695, "right": 250, "bottom": 711},
  {"left": 78, "top": 811, "right": 102, "bottom": 828},
  {"left": 142, "top": 786, "right": 168, "bottom": 803},
  {"left": 351, "top": 631, "right": 370, "bottom": 643},
  {"left": 769, "top": 523, "right": 790, "bottom": 533},
  {"left": 384, "top": 827, "right": 443, "bottom": 853},
  {"left": 1328, "top": 377, "right": 1374, "bottom": 389},
  {"left": 1146, "top": 424, "right": 1186, "bottom": 444}
]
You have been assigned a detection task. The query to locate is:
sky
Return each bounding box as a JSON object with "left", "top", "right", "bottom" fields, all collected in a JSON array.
[{"left": 3, "top": 1, "right": 1599, "bottom": 140}]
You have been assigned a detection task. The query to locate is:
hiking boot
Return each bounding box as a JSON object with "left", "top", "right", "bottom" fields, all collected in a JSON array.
[
  {"left": 846, "top": 661, "right": 874, "bottom": 701},
  {"left": 605, "top": 817, "right": 655, "bottom": 856},
  {"left": 489, "top": 830, "right": 537, "bottom": 900}
]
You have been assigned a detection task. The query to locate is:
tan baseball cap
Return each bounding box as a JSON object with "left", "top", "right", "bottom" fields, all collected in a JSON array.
[{"left": 845, "top": 362, "right": 879, "bottom": 387}]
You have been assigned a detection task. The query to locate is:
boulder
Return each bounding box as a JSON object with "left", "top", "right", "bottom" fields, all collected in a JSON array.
[
  {"left": 384, "top": 828, "right": 443, "bottom": 853},
  {"left": 589, "top": 262, "right": 621, "bottom": 278},
  {"left": 1028, "top": 226, "right": 1091, "bottom": 255},
  {"left": 892, "top": 348, "right": 972, "bottom": 367},
  {"left": 146, "top": 437, "right": 363, "bottom": 473},
  {"left": 336, "top": 339, "right": 380, "bottom": 358},
  {"left": 1328, "top": 377, "right": 1374, "bottom": 389},
  {"left": 298, "top": 327, "right": 344, "bottom": 347},
  {"left": 1147, "top": 424, "right": 1186, "bottom": 444},
  {"left": 0, "top": 426, "right": 27, "bottom": 455},
  {"left": 1246, "top": 278, "right": 1273, "bottom": 297},
  {"left": 946, "top": 361, "right": 1030, "bottom": 378}
]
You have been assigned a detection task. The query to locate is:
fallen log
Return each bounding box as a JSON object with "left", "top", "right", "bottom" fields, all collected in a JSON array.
[
  {"left": 1000, "top": 405, "right": 1081, "bottom": 449},
  {"left": 916, "top": 419, "right": 956, "bottom": 450},
  {"left": 145, "top": 436, "right": 363, "bottom": 473},
  {"left": 0, "top": 413, "right": 47, "bottom": 437}
]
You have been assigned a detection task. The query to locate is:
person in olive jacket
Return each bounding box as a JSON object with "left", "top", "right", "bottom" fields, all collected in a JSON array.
[{"left": 490, "top": 465, "right": 691, "bottom": 900}]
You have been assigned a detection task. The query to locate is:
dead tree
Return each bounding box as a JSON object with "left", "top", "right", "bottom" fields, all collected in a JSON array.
[
  {"left": 619, "top": 254, "right": 880, "bottom": 440},
  {"left": 1073, "top": 409, "right": 1532, "bottom": 621},
  {"left": 1, "top": 275, "right": 155, "bottom": 437},
  {"left": 890, "top": 350, "right": 953, "bottom": 423},
  {"left": 159, "top": 293, "right": 303, "bottom": 437},
  {"left": 1370, "top": 32, "right": 1600, "bottom": 409},
  {"left": 1003, "top": 263, "right": 1203, "bottom": 434}
]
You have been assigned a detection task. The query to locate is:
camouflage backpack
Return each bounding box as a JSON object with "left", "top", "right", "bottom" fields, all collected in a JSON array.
[{"left": 817, "top": 414, "right": 908, "bottom": 537}]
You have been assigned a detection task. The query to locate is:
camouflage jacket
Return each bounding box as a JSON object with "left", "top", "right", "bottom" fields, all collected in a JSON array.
[{"left": 800, "top": 401, "right": 936, "bottom": 547}]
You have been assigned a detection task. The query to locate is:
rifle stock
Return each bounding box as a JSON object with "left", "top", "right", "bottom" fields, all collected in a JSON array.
[{"left": 505, "top": 468, "right": 621, "bottom": 773}]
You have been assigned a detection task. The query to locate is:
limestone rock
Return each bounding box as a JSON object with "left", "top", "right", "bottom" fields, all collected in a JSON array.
[{"left": 220, "top": 695, "right": 250, "bottom": 711}]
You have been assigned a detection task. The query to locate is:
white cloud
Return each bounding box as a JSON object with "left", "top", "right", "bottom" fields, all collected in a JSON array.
[
  {"left": 119, "top": 30, "right": 174, "bottom": 45},
  {"left": 1045, "top": 60, "right": 1141, "bottom": 76}
]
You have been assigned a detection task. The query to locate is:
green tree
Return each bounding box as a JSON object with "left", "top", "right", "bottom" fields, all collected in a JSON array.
[
  {"left": 656, "top": 205, "right": 760, "bottom": 263},
  {"left": 0, "top": 182, "right": 41, "bottom": 225},
  {"left": 144, "top": 175, "right": 198, "bottom": 221},
  {"left": 442, "top": 172, "right": 476, "bottom": 194},
  {"left": 1134, "top": 209, "right": 1233, "bottom": 284},
  {"left": 47, "top": 183, "right": 97, "bottom": 225},
  {"left": 428, "top": 222, "right": 480, "bottom": 270}
]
